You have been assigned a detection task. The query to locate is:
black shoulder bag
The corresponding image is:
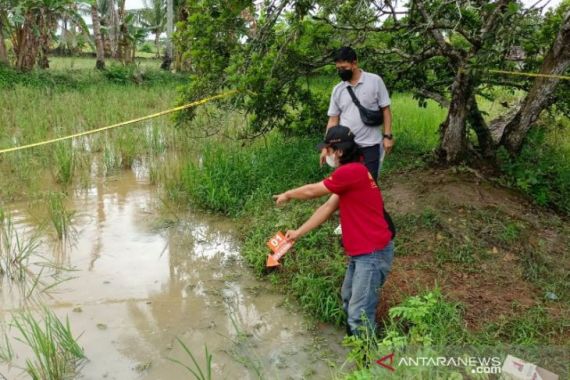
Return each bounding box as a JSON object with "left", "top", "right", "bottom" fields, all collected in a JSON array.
[{"left": 346, "top": 86, "right": 384, "bottom": 127}]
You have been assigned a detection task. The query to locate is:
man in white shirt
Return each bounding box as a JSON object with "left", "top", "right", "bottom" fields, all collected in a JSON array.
[{"left": 320, "top": 47, "right": 394, "bottom": 181}]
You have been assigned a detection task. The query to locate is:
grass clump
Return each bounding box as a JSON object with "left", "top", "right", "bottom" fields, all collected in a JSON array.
[
  {"left": 176, "top": 133, "right": 326, "bottom": 216},
  {"left": 53, "top": 142, "right": 75, "bottom": 186},
  {"left": 46, "top": 192, "right": 75, "bottom": 242},
  {"left": 168, "top": 338, "right": 212, "bottom": 380},
  {"left": 11, "top": 309, "right": 85, "bottom": 380},
  {"left": 0, "top": 209, "right": 41, "bottom": 281}
]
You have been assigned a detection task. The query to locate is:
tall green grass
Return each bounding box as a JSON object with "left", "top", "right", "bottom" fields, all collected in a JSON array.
[
  {"left": 11, "top": 309, "right": 85, "bottom": 380},
  {"left": 53, "top": 142, "right": 74, "bottom": 186},
  {"left": 382, "top": 93, "right": 446, "bottom": 173},
  {"left": 0, "top": 75, "right": 183, "bottom": 200},
  {"left": 0, "top": 325, "right": 14, "bottom": 363},
  {"left": 498, "top": 117, "right": 570, "bottom": 213},
  {"left": 168, "top": 339, "right": 212, "bottom": 380},
  {"left": 46, "top": 192, "right": 75, "bottom": 241},
  {"left": 176, "top": 133, "right": 326, "bottom": 216},
  {"left": 0, "top": 209, "right": 41, "bottom": 282}
]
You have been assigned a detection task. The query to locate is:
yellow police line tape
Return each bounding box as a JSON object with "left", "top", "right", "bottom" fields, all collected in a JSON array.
[
  {"left": 0, "top": 89, "right": 239, "bottom": 155},
  {"left": 488, "top": 69, "right": 570, "bottom": 81}
]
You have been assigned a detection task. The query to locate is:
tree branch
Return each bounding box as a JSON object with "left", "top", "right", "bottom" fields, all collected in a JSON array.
[
  {"left": 478, "top": 0, "right": 513, "bottom": 47},
  {"left": 414, "top": 0, "right": 464, "bottom": 63},
  {"left": 414, "top": 88, "right": 450, "bottom": 107},
  {"left": 311, "top": 15, "right": 406, "bottom": 32}
]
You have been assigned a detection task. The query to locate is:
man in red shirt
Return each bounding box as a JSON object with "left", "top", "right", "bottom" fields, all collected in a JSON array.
[{"left": 274, "top": 125, "right": 394, "bottom": 336}]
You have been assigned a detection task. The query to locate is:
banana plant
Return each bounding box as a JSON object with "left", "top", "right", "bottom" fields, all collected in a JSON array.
[{"left": 6, "top": 0, "right": 90, "bottom": 70}]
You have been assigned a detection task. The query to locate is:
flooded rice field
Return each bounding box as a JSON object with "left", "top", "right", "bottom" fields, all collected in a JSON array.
[{"left": 0, "top": 167, "right": 344, "bottom": 379}]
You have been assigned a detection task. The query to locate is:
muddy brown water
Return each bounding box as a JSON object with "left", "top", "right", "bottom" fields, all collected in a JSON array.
[{"left": 0, "top": 168, "right": 345, "bottom": 379}]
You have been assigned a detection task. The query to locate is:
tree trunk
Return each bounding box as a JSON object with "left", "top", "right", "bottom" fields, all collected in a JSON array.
[
  {"left": 38, "top": 10, "right": 51, "bottom": 69},
  {"left": 498, "top": 11, "right": 570, "bottom": 154},
  {"left": 438, "top": 68, "right": 473, "bottom": 163},
  {"left": 161, "top": 0, "right": 173, "bottom": 70},
  {"left": 15, "top": 12, "right": 40, "bottom": 72},
  {"left": 0, "top": 18, "right": 8, "bottom": 65},
  {"left": 100, "top": 19, "right": 112, "bottom": 58},
  {"left": 467, "top": 96, "right": 494, "bottom": 158},
  {"left": 58, "top": 16, "right": 68, "bottom": 55},
  {"left": 155, "top": 31, "right": 160, "bottom": 59},
  {"left": 117, "top": 0, "right": 130, "bottom": 63},
  {"left": 91, "top": 4, "right": 106, "bottom": 70},
  {"left": 108, "top": 0, "right": 119, "bottom": 58}
]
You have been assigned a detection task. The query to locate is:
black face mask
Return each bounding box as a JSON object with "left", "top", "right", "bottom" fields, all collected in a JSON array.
[{"left": 338, "top": 69, "right": 353, "bottom": 82}]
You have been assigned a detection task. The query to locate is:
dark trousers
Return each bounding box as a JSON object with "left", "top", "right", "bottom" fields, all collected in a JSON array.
[{"left": 360, "top": 144, "right": 382, "bottom": 181}]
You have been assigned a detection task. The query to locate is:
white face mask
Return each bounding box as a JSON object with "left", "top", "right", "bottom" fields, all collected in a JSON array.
[{"left": 325, "top": 154, "right": 338, "bottom": 168}]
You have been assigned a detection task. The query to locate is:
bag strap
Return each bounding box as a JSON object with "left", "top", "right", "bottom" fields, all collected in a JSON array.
[{"left": 345, "top": 86, "right": 362, "bottom": 107}]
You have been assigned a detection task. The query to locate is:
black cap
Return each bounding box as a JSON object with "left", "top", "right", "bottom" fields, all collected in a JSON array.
[{"left": 317, "top": 125, "right": 355, "bottom": 150}]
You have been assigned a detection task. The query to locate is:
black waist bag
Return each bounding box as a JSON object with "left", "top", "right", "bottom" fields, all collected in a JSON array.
[{"left": 346, "top": 86, "right": 384, "bottom": 127}]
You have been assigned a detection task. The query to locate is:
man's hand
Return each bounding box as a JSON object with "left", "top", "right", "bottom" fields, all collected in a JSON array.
[
  {"left": 273, "top": 192, "right": 290, "bottom": 206},
  {"left": 319, "top": 148, "right": 327, "bottom": 167},
  {"left": 383, "top": 137, "right": 394, "bottom": 154},
  {"left": 285, "top": 229, "right": 301, "bottom": 241}
]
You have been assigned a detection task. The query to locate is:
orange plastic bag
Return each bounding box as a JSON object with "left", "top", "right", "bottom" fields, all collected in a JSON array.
[{"left": 266, "top": 231, "right": 293, "bottom": 267}]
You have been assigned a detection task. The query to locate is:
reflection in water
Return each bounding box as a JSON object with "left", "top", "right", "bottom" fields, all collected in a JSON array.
[{"left": 0, "top": 169, "right": 344, "bottom": 380}]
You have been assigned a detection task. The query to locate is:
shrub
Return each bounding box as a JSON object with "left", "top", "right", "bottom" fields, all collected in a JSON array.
[{"left": 498, "top": 122, "right": 570, "bottom": 214}]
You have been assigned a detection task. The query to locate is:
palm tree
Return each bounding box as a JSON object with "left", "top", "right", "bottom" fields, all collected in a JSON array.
[
  {"left": 160, "top": 0, "right": 172, "bottom": 70},
  {"left": 0, "top": 4, "right": 10, "bottom": 64},
  {"left": 90, "top": 0, "right": 105, "bottom": 69},
  {"left": 141, "top": 0, "right": 165, "bottom": 58},
  {"left": 107, "top": 0, "right": 120, "bottom": 57}
]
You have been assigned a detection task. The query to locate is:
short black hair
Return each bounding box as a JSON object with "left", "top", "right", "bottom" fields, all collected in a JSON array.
[
  {"left": 333, "top": 142, "right": 361, "bottom": 165},
  {"left": 334, "top": 47, "right": 357, "bottom": 63}
]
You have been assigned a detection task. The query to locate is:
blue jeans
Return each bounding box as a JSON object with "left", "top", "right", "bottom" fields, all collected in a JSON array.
[{"left": 341, "top": 241, "right": 394, "bottom": 335}]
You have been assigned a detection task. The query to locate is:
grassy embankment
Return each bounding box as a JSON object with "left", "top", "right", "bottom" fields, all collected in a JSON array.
[{"left": 166, "top": 82, "right": 569, "bottom": 377}]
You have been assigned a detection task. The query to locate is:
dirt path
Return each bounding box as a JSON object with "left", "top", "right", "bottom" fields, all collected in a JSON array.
[{"left": 376, "top": 168, "right": 569, "bottom": 341}]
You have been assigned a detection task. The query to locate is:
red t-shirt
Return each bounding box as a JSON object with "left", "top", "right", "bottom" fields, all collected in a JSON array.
[{"left": 323, "top": 162, "right": 391, "bottom": 256}]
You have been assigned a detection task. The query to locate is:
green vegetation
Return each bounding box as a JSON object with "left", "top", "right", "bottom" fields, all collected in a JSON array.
[
  {"left": 0, "top": 209, "right": 41, "bottom": 282},
  {"left": 168, "top": 338, "right": 213, "bottom": 380},
  {"left": 164, "top": 93, "right": 568, "bottom": 378},
  {"left": 46, "top": 192, "right": 75, "bottom": 241},
  {"left": 0, "top": 59, "right": 184, "bottom": 90},
  {"left": 498, "top": 118, "right": 570, "bottom": 214},
  {"left": 176, "top": 0, "right": 570, "bottom": 163},
  {"left": 0, "top": 41, "right": 568, "bottom": 378},
  {"left": 10, "top": 309, "right": 85, "bottom": 380},
  {"left": 0, "top": 64, "right": 185, "bottom": 202}
]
